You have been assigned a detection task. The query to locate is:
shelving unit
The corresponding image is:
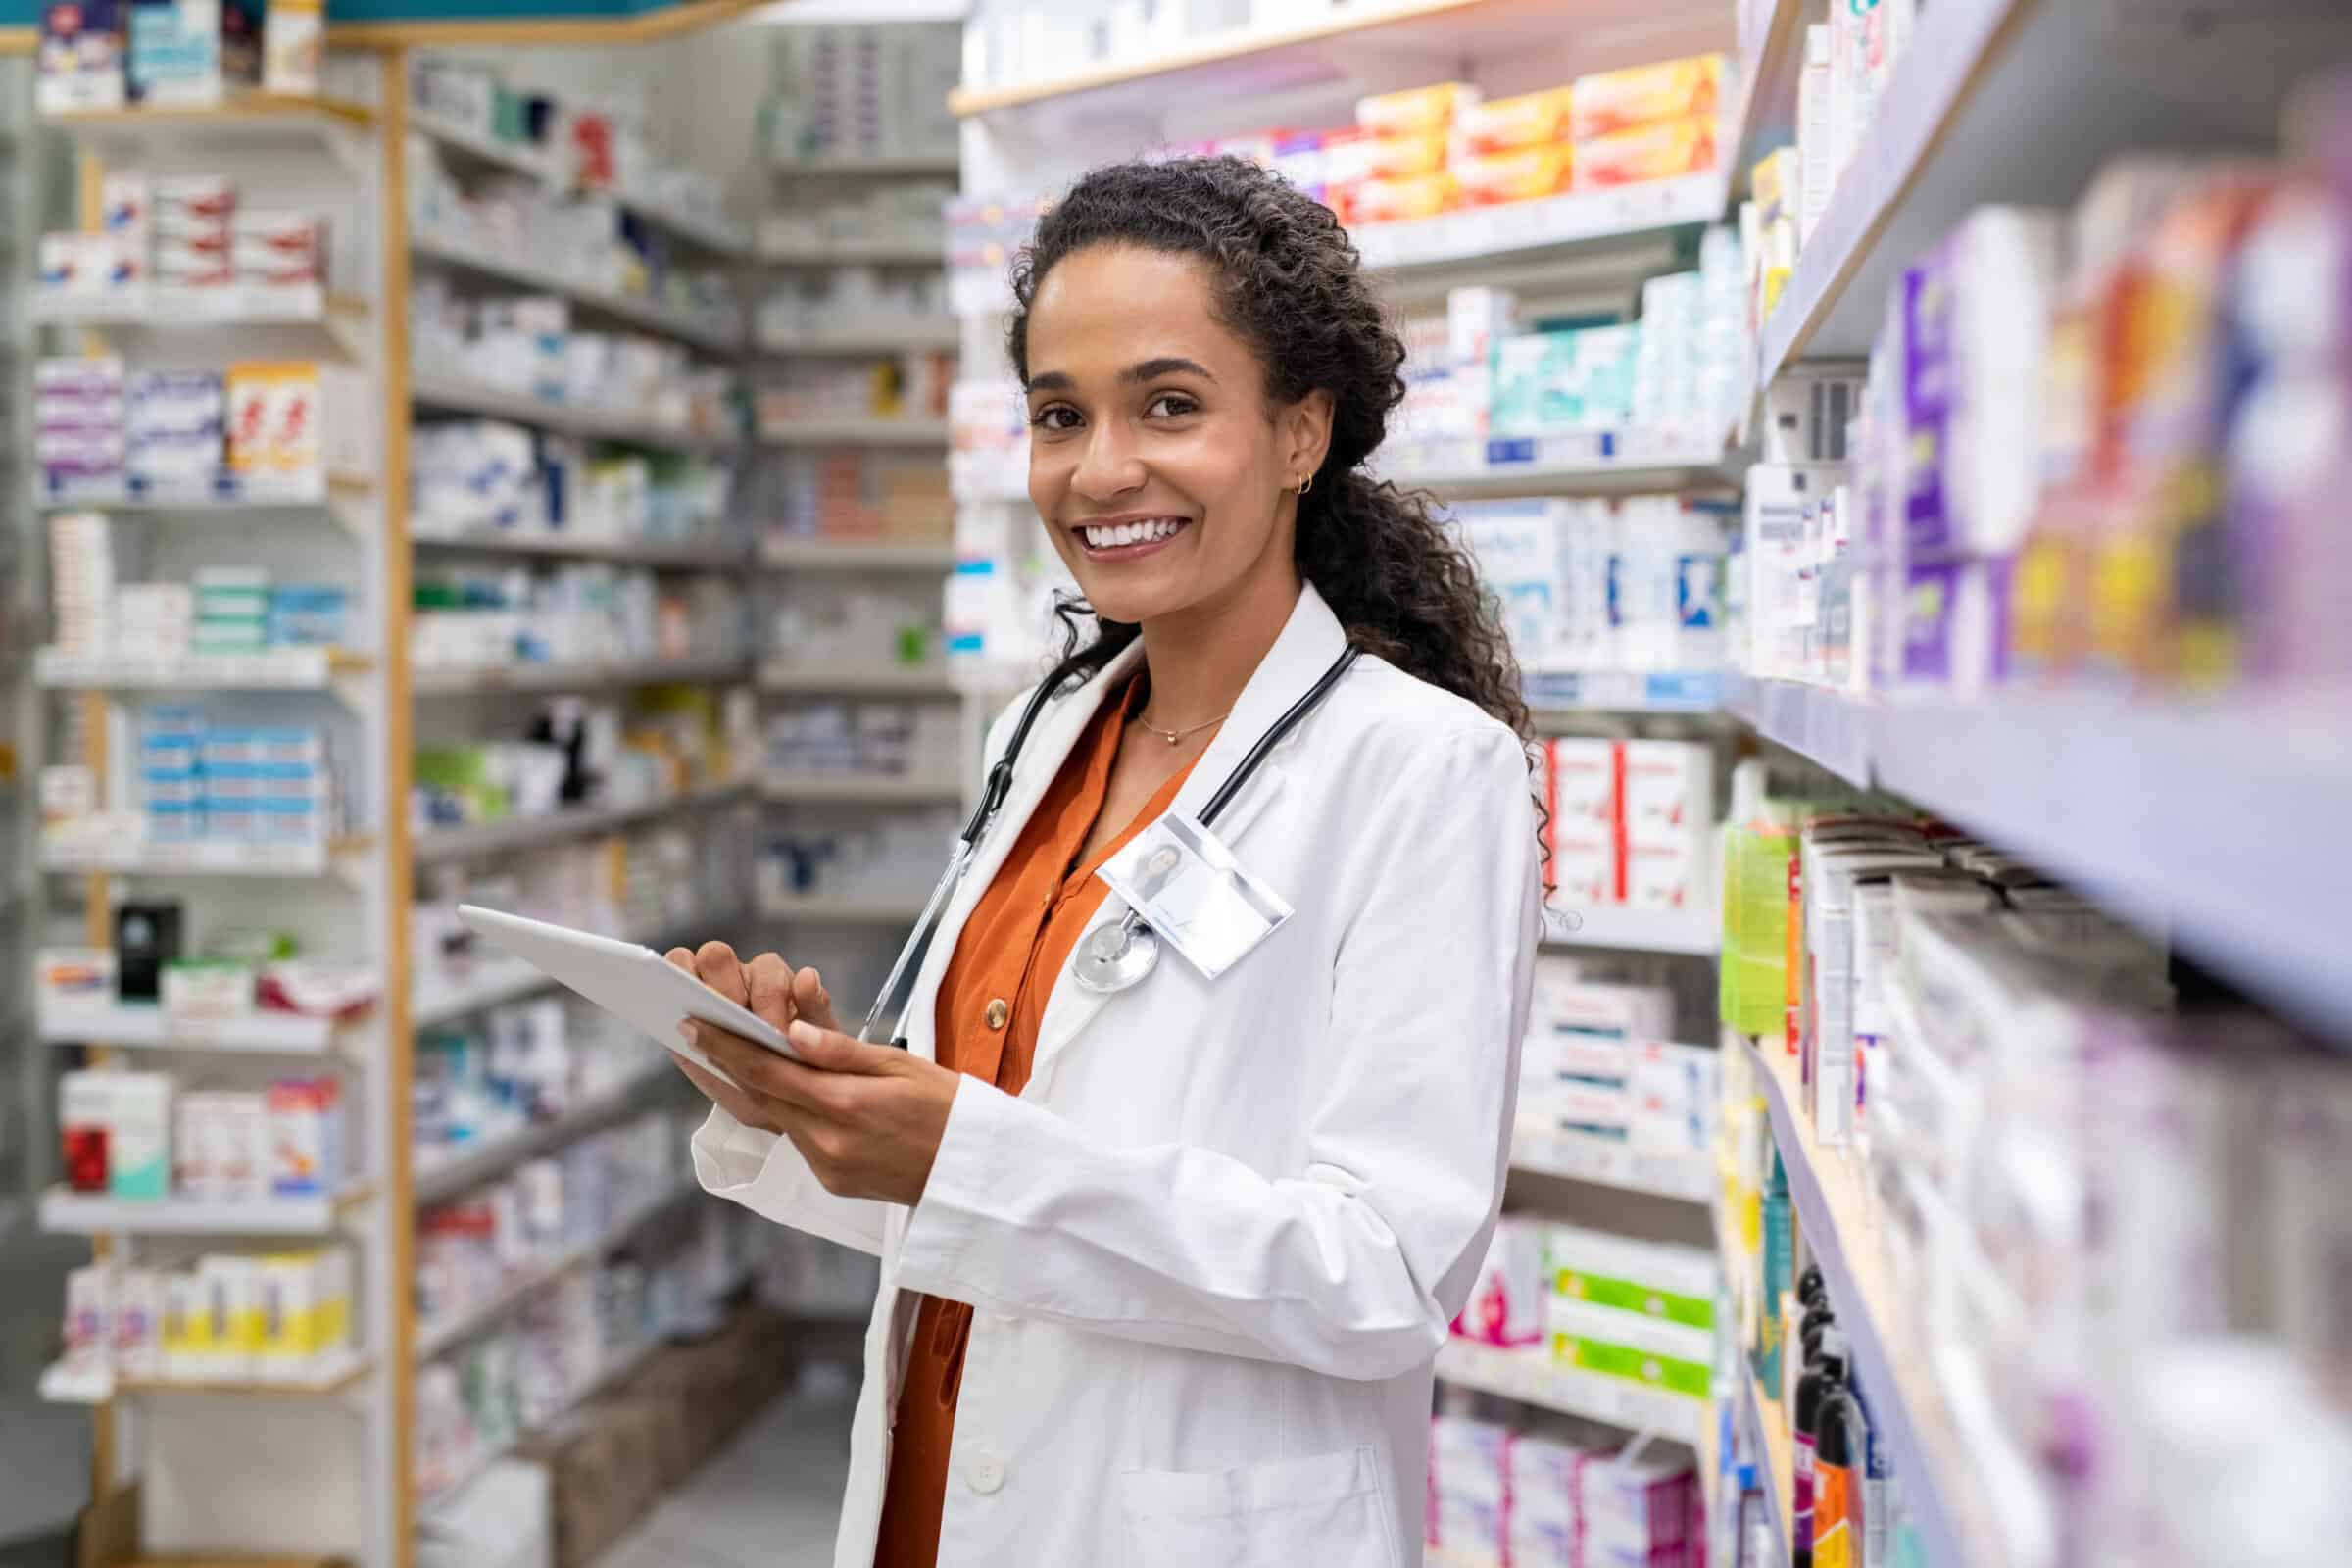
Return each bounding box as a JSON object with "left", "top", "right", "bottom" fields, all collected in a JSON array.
[
  {"left": 760, "top": 773, "right": 962, "bottom": 805},
  {"left": 759, "top": 536, "right": 957, "bottom": 571},
  {"left": 757, "top": 662, "right": 955, "bottom": 697},
  {"left": 411, "top": 780, "right": 748, "bottom": 864},
  {"left": 411, "top": 528, "right": 748, "bottom": 569},
  {"left": 759, "top": 416, "right": 951, "bottom": 446},
  {"left": 1384, "top": 427, "right": 1740, "bottom": 499},
  {"left": 38, "top": 1000, "right": 352, "bottom": 1055},
  {"left": 41, "top": 1349, "right": 376, "bottom": 1405},
  {"left": 1434, "top": 1339, "right": 1706, "bottom": 1446},
  {"left": 1510, "top": 1124, "right": 1712, "bottom": 1203},
  {"left": 412, "top": 1066, "right": 672, "bottom": 1206},
  {"left": 410, "top": 653, "right": 750, "bottom": 696},
  {"left": 410, "top": 369, "right": 738, "bottom": 453},
  {"left": 409, "top": 230, "right": 741, "bottom": 352},
  {"left": 38, "top": 1183, "right": 373, "bottom": 1236}
]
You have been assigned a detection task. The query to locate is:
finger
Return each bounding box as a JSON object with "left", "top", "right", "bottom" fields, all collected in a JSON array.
[
  {"left": 746, "top": 952, "right": 796, "bottom": 1032},
  {"left": 786, "top": 1018, "right": 898, "bottom": 1076},
  {"left": 670, "top": 1051, "right": 768, "bottom": 1130},
  {"left": 794, "top": 965, "right": 841, "bottom": 1033},
  {"left": 664, "top": 947, "right": 696, "bottom": 974},
  {"left": 694, "top": 940, "right": 748, "bottom": 1004},
  {"left": 687, "top": 1021, "right": 841, "bottom": 1112}
]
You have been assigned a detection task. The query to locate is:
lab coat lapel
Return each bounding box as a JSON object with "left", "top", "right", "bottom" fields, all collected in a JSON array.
[
  {"left": 897, "top": 638, "right": 1147, "bottom": 1064},
  {"left": 1026, "top": 583, "right": 1350, "bottom": 1091}
]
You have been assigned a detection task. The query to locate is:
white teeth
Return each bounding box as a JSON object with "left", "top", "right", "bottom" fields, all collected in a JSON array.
[{"left": 1083, "top": 518, "right": 1183, "bottom": 549}]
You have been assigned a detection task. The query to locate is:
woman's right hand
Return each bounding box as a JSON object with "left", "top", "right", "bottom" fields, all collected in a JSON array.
[{"left": 662, "top": 941, "right": 838, "bottom": 1135}]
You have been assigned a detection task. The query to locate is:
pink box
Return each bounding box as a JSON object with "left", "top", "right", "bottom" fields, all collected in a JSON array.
[{"left": 1452, "top": 1215, "right": 1546, "bottom": 1347}]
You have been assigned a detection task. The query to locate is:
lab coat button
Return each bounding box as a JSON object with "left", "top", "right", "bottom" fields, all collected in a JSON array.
[
  {"left": 984, "top": 999, "right": 1009, "bottom": 1031},
  {"left": 967, "top": 1453, "right": 1005, "bottom": 1494}
]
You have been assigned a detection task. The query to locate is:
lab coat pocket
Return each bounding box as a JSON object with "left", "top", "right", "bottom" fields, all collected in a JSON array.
[{"left": 1116, "top": 1445, "right": 1400, "bottom": 1568}]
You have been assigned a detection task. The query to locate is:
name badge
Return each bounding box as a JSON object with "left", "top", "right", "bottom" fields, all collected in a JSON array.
[{"left": 1096, "top": 811, "right": 1293, "bottom": 980}]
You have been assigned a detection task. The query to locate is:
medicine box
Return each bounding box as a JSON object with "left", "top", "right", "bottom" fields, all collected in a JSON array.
[
  {"left": 113, "top": 1268, "right": 164, "bottom": 1378},
  {"left": 1453, "top": 1216, "right": 1546, "bottom": 1348},
  {"left": 107, "top": 1072, "right": 173, "bottom": 1200},
  {"left": 267, "top": 1076, "right": 344, "bottom": 1196},
  {"left": 1544, "top": 1222, "right": 1716, "bottom": 1331}
]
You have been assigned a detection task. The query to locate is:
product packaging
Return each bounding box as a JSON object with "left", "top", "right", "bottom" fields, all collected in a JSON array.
[
  {"left": 1570, "top": 54, "right": 1724, "bottom": 142},
  {"left": 1453, "top": 1216, "right": 1547, "bottom": 1347},
  {"left": 62, "top": 1073, "right": 122, "bottom": 1195},
  {"left": 1355, "top": 81, "right": 1479, "bottom": 136},
  {"left": 108, "top": 1072, "right": 175, "bottom": 1199},
  {"left": 37, "top": 0, "right": 128, "bottom": 112}
]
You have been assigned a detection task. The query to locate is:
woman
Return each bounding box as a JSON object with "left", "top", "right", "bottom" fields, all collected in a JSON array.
[{"left": 669, "top": 156, "right": 1542, "bottom": 1568}]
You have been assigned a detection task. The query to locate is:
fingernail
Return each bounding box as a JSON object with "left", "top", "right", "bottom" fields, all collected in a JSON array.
[{"left": 788, "top": 1020, "right": 816, "bottom": 1047}]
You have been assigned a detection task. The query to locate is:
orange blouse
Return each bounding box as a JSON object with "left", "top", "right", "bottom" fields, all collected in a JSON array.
[{"left": 870, "top": 676, "right": 1199, "bottom": 1568}]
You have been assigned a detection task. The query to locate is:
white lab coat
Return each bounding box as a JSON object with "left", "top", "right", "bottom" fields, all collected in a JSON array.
[{"left": 693, "top": 582, "right": 1542, "bottom": 1567}]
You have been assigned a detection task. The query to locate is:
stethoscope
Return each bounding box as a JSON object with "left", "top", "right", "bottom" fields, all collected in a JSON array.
[{"left": 857, "top": 644, "right": 1360, "bottom": 1044}]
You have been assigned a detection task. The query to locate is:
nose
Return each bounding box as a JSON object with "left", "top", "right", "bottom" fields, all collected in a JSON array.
[{"left": 1069, "top": 417, "right": 1147, "bottom": 504}]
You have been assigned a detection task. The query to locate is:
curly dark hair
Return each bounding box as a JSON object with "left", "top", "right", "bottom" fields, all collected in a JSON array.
[{"left": 1005, "top": 155, "right": 1532, "bottom": 746}]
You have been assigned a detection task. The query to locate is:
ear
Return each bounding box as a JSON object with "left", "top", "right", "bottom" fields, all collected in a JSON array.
[{"left": 1279, "top": 387, "right": 1336, "bottom": 487}]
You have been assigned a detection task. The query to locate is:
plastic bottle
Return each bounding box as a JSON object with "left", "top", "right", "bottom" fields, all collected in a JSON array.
[
  {"left": 1815, "top": 1375, "right": 1866, "bottom": 1568},
  {"left": 1792, "top": 1328, "right": 1848, "bottom": 1568}
]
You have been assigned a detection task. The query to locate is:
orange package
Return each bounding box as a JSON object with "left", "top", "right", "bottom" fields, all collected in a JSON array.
[
  {"left": 1572, "top": 115, "right": 1718, "bottom": 191},
  {"left": 1356, "top": 81, "right": 1479, "bottom": 136},
  {"left": 1351, "top": 172, "right": 1460, "bottom": 224},
  {"left": 1454, "top": 86, "right": 1577, "bottom": 156},
  {"left": 1362, "top": 130, "right": 1450, "bottom": 179},
  {"left": 1455, "top": 145, "right": 1575, "bottom": 207},
  {"left": 1569, "top": 53, "right": 1724, "bottom": 141}
]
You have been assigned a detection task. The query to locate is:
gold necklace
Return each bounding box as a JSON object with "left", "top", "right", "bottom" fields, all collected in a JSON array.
[{"left": 1134, "top": 708, "right": 1229, "bottom": 747}]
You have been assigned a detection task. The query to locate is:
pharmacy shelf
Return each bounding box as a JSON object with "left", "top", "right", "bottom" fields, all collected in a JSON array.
[
  {"left": 410, "top": 526, "right": 747, "bottom": 569},
  {"left": 1382, "top": 428, "right": 1741, "bottom": 499},
  {"left": 409, "top": 110, "right": 552, "bottom": 179},
  {"left": 760, "top": 773, "right": 964, "bottom": 805},
  {"left": 1357, "top": 172, "right": 1726, "bottom": 275},
  {"left": 771, "top": 153, "right": 960, "bottom": 177},
  {"left": 33, "top": 646, "right": 369, "bottom": 690},
  {"left": 1724, "top": 677, "right": 1872, "bottom": 787},
  {"left": 1527, "top": 669, "right": 1727, "bottom": 715},
  {"left": 1736, "top": 1029, "right": 1984, "bottom": 1568},
  {"left": 29, "top": 284, "right": 366, "bottom": 327},
  {"left": 41, "top": 94, "right": 376, "bottom": 151},
  {"left": 950, "top": 0, "right": 1613, "bottom": 118},
  {"left": 1434, "top": 1340, "right": 1704, "bottom": 1446},
  {"left": 1727, "top": 683, "right": 2352, "bottom": 1041},
  {"left": 40, "top": 1349, "right": 374, "bottom": 1406},
  {"left": 414, "top": 1182, "right": 698, "bottom": 1362},
  {"left": 411, "top": 370, "right": 738, "bottom": 453},
  {"left": 757, "top": 893, "right": 929, "bottom": 923},
  {"left": 38, "top": 999, "right": 353, "bottom": 1055},
  {"left": 37, "top": 1183, "right": 372, "bottom": 1237},
  {"left": 1508, "top": 1124, "right": 1712, "bottom": 1203},
  {"left": 35, "top": 470, "right": 374, "bottom": 512},
  {"left": 1727, "top": 0, "right": 1804, "bottom": 201},
  {"left": 759, "top": 318, "right": 960, "bottom": 354},
  {"left": 417, "top": 1334, "right": 664, "bottom": 1517},
  {"left": 409, "top": 231, "right": 742, "bottom": 353},
  {"left": 759, "top": 536, "right": 957, "bottom": 571},
  {"left": 1542, "top": 902, "right": 1721, "bottom": 957},
  {"left": 413, "top": 1066, "right": 675, "bottom": 1207},
  {"left": 39, "top": 835, "right": 373, "bottom": 877},
  {"left": 413, "top": 781, "right": 749, "bottom": 864},
  {"left": 758, "top": 416, "right": 951, "bottom": 446},
  {"left": 1740, "top": 1372, "right": 1794, "bottom": 1568},
  {"left": 757, "top": 662, "right": 956, "bottom": 697},
  {"left": 411, "top": 112, "right": 750, "bottom": 256},
  {"left": 1754, "top": 0, "right": 2345, "bottom": 380},
  {"left": 411, "top": 652, "right": 749, "bottom": 696},
  {"left": 761, "top": 236, "right": 945, "bottom": 266}
]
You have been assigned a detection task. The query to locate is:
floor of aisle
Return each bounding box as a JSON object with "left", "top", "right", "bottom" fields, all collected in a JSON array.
[{"left": 596, "top": 1372, "right": 858, "bottom": 1568}]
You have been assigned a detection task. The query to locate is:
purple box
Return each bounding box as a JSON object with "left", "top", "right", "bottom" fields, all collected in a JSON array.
[
  {"left": 1899, "top": 553, "right": 2014, "bottom": 695},
  {"left": 1899, "top": 260, "right": 1957, "bottom": 558}
]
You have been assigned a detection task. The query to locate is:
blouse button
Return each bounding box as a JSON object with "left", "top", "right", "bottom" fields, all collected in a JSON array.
[{"left": 985, "top": 998, "right": 1009, "bottom": 1031}]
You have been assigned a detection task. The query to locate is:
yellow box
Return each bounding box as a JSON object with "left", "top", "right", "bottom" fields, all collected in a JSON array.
[
  {"left": 1356, "top": 81, "right": 1479, "bottom": 136},
  {"left": 1456, "top": 144, "right": 1576, "bottom": 207},
  {"left": 1455, "top": 86, "right": 1577, "bottom": 156},
  {"left": 223, "top": 362, "right": 323, "bottom": 477},
  {"left": 1573, "top": 115, "right": 1719, "bottom": 191},
  {"left": 1351, "top": 172, "right": 1460, "bottom": 224},
  {"left": 1570, "top": 53, "right": 1725, "bottom": 142},
  {"left": 1361, "top": 130, "right": 1450, "bottom": 179}
]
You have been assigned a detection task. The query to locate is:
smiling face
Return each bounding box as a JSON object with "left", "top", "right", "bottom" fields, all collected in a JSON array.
[{"left": 1023, "top": 243, "right": 1332, "bottom": 630}]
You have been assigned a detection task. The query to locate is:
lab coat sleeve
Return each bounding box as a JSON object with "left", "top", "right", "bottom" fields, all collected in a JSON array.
[
  {"left": 892, "top": 724, "right": 1540, "bottom": 1380},
  {"left": 686, "top": 692, "right": 1041, "bottom": 1257},
  {"left": 690, "top": 1102, "right": 892, "bottom": 1256}
]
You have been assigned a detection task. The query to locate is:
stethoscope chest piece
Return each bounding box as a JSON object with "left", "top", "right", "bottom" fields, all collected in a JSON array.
[{"left": 1073, "top": 914, "right": 1160, "bottom": 994}]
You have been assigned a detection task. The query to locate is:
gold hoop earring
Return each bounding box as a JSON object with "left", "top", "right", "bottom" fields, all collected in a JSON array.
[{"left": 1296, "top": 472, "right": 1314, "bottom": 496}]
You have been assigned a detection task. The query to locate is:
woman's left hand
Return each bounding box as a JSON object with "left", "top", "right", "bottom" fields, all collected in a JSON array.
[{"left": 677, "top": 1014, "right": 961, "bottom": 1206}]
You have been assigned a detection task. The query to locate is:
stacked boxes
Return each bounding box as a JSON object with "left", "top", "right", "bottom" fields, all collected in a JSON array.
[
  {"left": 1521, "top": 961, "right": 1717, "bottom": 1158},
  {"left": 194, "top": 566, "right": 269, "bottom": 653},
  {"left": 1538, "top": 740, "right": 1718, "bottom": 916},
  {"left": 60, "top": 1068, "right": 174, "bottom": 1197},
  {"left": 1568, "top": 54, "right": 1724, "bottom": 192},
  {"left": 1543, "top": 1223, "right": 1717, "bottom": 1399},
  {"left": 1457, "top": 496, "right": 1738, "bottom": 675},
  {"left": 35, "top": 357, "right": 128, "bottom": 501},
  {"left": 136, "top": 1249, "right": 354, "bottom": 1382},
  {"left": 138, "top": 710, "right": 339, "bottom": 848},
  {"left": 48, "top": 513, "right": 117, "bottom": 653},
  {"left": 129, "top": 368, "right": 227, "bottom": 490},
  {"left": 65, "top": 1066, "right": 344, "bottom": 1201},
  {"left": 1427, "top": 1411, "right": 1703, "bottom": 1565}
]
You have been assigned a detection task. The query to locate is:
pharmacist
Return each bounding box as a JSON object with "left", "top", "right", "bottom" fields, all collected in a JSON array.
[{"left": 671, "top": 156, "right": 1542, "bottom": 1568}]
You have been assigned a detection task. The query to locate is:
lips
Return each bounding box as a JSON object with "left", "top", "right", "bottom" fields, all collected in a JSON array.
[{"left": 1074, "top": 515, "right": 1193, "bottom": 557}]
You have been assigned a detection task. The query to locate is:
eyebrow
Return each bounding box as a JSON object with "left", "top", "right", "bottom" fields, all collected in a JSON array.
[{"left": 1025, "top": 357, "right": 1218, "bottom": 395}]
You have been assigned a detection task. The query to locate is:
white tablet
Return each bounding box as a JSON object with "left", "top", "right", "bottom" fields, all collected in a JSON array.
[{"left": 456, "top": 906, "right": 802, "bottom": 1088}]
